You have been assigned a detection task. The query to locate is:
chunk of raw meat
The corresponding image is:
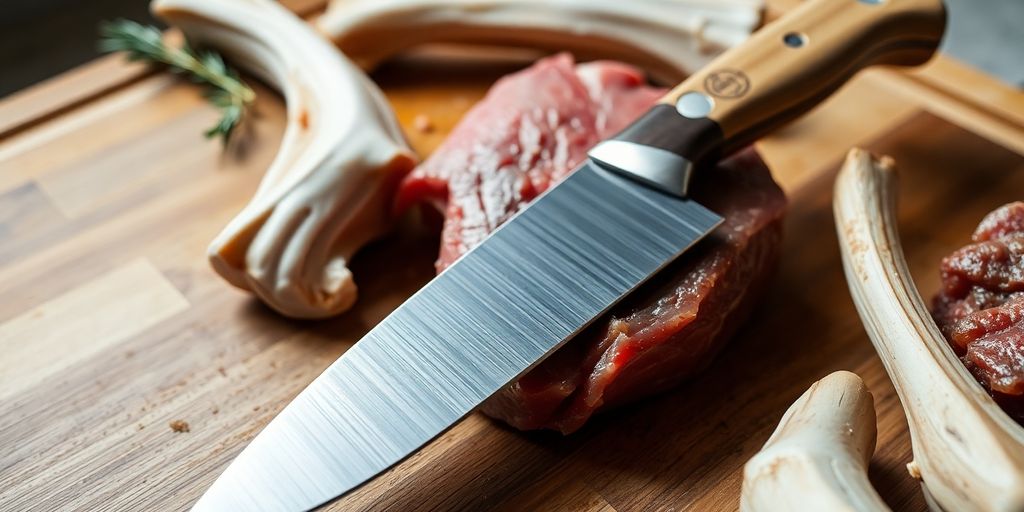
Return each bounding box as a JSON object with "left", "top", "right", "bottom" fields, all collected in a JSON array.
[
  {"left": 397, "top": 53, "right": 787, "bottom": 433},
  {"left": 933, "top": 202, "right": 1024, "bottom": 423},
  {"left": 394, "top": 53, "right": 664, "bottom": 271},
  {"left": 480, "top": 152, "right": 785, "bottom": 433}
]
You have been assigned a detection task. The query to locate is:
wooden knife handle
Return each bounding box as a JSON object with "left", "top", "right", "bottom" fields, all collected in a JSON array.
[
  {"left": 589, "top": 0, "right": 945, "bottom": 197},
  {"left": 662, "top": 0, "right": 946, "bottom": 154}
]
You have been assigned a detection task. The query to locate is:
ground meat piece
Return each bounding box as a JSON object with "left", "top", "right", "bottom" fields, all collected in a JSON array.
[
  {"left": 397, "top": 54, "right": 786, "bottom": 433},
  {"left": 932, "top": 202, "right": 1024, "bottom": 422}
]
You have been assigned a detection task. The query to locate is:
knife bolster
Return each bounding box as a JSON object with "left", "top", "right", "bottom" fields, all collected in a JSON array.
[{"left": 588, "top": 104, "right": 724, "bottom": 197}]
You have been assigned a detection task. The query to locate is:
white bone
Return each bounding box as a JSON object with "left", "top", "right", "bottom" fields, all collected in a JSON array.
[
  {"left": 741, "top": 371, "right": 888, "bottom": 512},
  {"left": 154, "top": 0, "right": 417, "bottom": 318},
  {"left": 319, "top": 0, "right": 763, "bottom": 83},
  {"left": 834, "top": 148, "right": 1024, "bottom": 512}
]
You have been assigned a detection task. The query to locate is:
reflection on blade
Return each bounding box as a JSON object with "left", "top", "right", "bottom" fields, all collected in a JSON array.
[{"left": 192, "top": 161, "right": 721, "bottom": 511}]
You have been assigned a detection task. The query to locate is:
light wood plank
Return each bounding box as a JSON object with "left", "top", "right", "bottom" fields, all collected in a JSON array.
[
  {"left": 0, "top": 76, "right": 194, "bottom": 194},
  {"left": 0, "top": 181, "right": 67, "bottom": 258},
  {"left": 0, "top": 258, "right": 189, "bottom": 400}
]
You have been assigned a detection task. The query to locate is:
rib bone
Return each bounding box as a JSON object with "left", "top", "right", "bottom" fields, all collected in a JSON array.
[
  {"left": 154, "top": 0, "right": 417, "bottom": 318},
  {"left": 834, "top": 148, "right": 1024, "bottom": 512},
  {"left": 741, "top": 371, "right": 888, "bottom": 512},
  {"left": 318, "top": 0, "right": 764, "bottom": 83}
]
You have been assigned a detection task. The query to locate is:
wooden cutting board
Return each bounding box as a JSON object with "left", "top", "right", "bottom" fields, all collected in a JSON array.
[{"left": 2, "top": 1, "right": 1023, "bottom": 510}]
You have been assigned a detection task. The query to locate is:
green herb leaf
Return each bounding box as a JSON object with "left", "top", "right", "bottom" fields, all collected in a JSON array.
[{"left": 99, "top": 19, "right": 255, "bottom": 143}]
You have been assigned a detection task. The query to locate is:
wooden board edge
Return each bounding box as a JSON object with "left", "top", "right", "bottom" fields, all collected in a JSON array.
[
  {"left": 916, "top": 56, "right": 1024, "bottom": 124},
  {"left": 0, "top": 56, "right": 156, "bottom": 140},
  {"left": 0, "top": 0, "right": 327, "bottom": 141},
  {"left": 886, "top": 56, "right": 1024, "bottom": 156}
]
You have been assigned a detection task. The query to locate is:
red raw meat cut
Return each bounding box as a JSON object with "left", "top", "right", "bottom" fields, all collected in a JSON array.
[
  {"left": 933, "top": 202, "right": 1024, "bottom": 423},
  {"left": 396, "top": 53, "right": 787, "bottom": 433},
  {"left": 394, "top": 53, "right": 664, "bottom": 271}
]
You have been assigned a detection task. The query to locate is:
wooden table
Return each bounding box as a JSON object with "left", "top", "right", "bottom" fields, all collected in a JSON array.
[{"left": 2, "top": 1, "right": 1023, "bottom": 510}]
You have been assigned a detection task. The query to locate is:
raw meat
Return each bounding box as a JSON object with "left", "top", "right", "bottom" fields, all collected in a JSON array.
[
  {"left": 933, "top": 202, "right": 1024, "bottom": 422},
  {"left": 394, "top": 53, "right": 664, "bottom": 271},
  {"left": 397, "top": 53, "right": 787, "bottom": 433},
  {"left": 480, "top": 152, "right": 785, "bottom": 433}
]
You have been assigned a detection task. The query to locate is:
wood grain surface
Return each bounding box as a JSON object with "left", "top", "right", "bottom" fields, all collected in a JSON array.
[{"left": 1, "top": 2, "right": 1023, "bottom": 510}]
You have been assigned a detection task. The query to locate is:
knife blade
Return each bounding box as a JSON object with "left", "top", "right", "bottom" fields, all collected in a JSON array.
[
  {"left": 194, "top": 0, "right": 946, "bottom": 509},
  {"left": 195, "top": 161, "right": 720, "bottom": 511}
]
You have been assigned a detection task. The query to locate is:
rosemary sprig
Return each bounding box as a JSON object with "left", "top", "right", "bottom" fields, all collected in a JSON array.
[{"left": 99, "top": 19, "right": 255, "bottom": 143}]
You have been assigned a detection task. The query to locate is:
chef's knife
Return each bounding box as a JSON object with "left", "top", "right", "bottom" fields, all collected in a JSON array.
[{"left": 194, "top": 0, "right": 945, "bottom": 509}]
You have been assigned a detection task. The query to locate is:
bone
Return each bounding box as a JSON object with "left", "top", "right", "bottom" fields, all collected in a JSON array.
[
  {"left": 154, "top": 0, "right": 417, "bottom": 318},
  {"left": 834, "top": 148, "right": 1024, "bottom": 512},
  {"left": 318, "top": 0, "right": 764, "bottom": 83},
  {"left": 741, "top": 371, "right": 889, "bottom": 512}
]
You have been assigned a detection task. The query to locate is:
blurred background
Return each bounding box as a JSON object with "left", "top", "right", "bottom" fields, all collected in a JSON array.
[{"left": 0, "top": 0, "right": 1021, "bottom": 98}]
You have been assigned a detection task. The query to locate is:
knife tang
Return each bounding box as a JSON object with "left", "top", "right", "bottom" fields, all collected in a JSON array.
[{"left": 590, "top": 0, "right": 946, "bottom": 197}]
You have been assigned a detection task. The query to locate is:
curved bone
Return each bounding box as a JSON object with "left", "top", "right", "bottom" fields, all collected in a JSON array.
[
  {"left": 834, "top": 148, "right": 1024, "bottom": 512},
  {"left": 741, "top": 371, "right": 888, "bottom": 512},
  {"left": 154, "top": 0, "right": 417, "bottom": 318},
  {"left": 318, "top": 0, "right": 764, "bottom": 83}
]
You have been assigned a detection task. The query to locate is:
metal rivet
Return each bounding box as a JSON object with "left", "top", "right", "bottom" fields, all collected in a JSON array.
[
  {"left": 675, "top": 91, "right": 715, "bottom": 119},
  {"left": 783, "top": 32, "right": 808, "bottom": 48}
]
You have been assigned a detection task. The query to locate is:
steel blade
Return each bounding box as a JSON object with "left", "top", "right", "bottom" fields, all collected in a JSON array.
[{"left": 192, "top": 160, "right": 721, "bottom": 511}]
